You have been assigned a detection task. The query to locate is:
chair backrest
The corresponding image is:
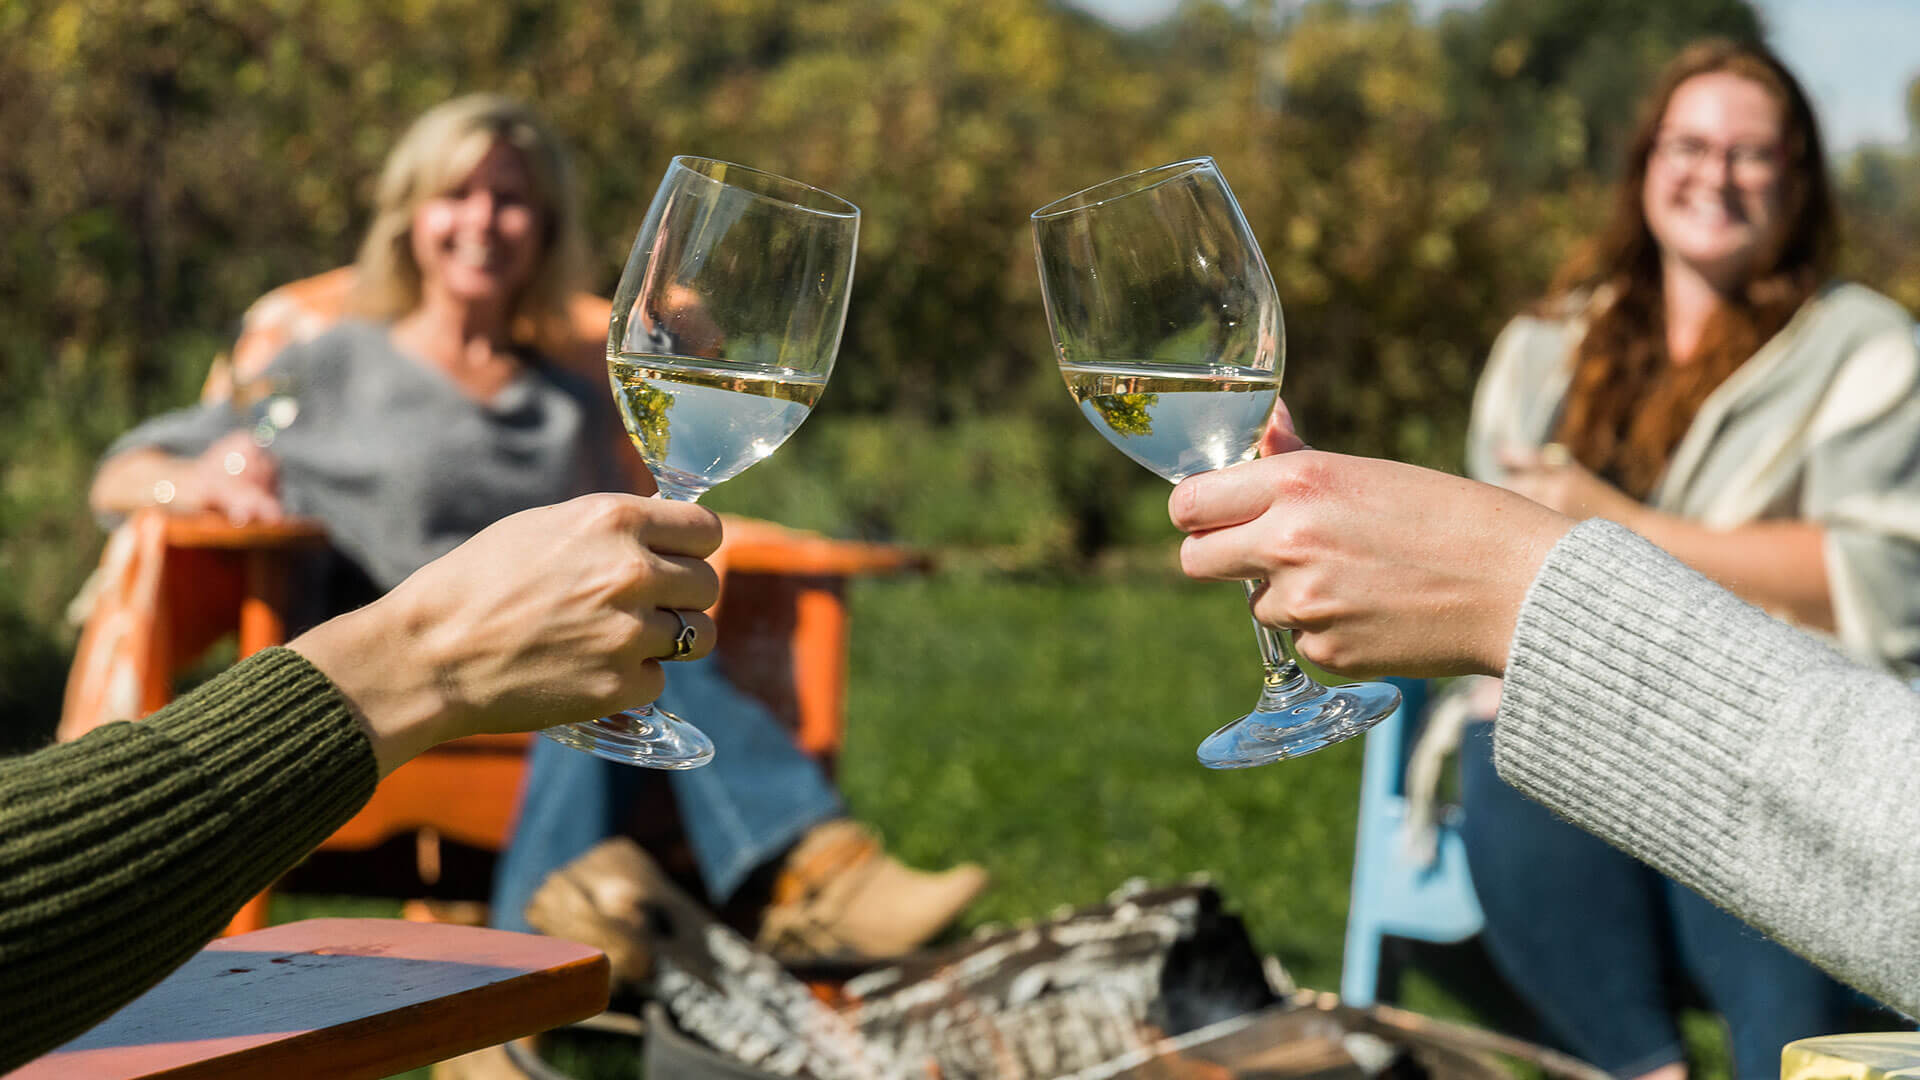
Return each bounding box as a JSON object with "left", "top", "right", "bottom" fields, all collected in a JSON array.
[
  {"left": 1341, "top": 678, "right": 1484, "bottom": 1007},
  {"left": 1362, "top": 678, "right": 1429, "bottom": 800},
  {"left": 208, "top": 267, "right": 611, "bottom": 395}
]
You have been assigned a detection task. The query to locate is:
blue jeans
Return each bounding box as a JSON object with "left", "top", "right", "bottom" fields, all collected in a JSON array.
[
  {"left": 1458, "top": 722, "right": 1854, "bottom": 1080},
  {"left": 489, "top": 654, "right": 843, "bottom": 933}
]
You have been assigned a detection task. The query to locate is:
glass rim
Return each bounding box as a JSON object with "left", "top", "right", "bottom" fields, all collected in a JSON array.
[
  {"left": 1030, "top": 157, "right": 1219, "bottom": 221},
  {"left": 669, "top": 155, "right": 860, "bottom": 219}
]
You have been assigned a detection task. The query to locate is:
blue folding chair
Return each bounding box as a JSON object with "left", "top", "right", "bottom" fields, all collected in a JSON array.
[{"left": 1341, "top": 678, "right": 1485, "bottom": 1007}]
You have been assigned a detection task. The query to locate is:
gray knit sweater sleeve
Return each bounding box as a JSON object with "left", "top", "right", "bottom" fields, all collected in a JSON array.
[{"left": 1495, "top": 518, "right": 1920, "bottom": 1018}]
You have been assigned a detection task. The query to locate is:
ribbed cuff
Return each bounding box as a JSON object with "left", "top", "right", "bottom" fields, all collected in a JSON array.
[
  {"left": 1492, "top": 519, "right": 1800, "bottom": 904},
  {"left": 154, "top": 646, "right": 380, "bottom": 887}
]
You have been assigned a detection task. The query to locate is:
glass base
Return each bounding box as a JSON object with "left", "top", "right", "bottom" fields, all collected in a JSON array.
[
  {"left": 1196, "top": 674, "right": 1400, "bottom": 770},
  {"left": 540, "top": 704, "right": 715, "bottom": 769}
]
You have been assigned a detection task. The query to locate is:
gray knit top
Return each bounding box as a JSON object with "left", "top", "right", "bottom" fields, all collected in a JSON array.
[
  {"left": 1497, "top": 518, "right": 1920, "bottom": 1019},
  {"left": 106, "top": 320, "right": 622, "bottom": 590}
]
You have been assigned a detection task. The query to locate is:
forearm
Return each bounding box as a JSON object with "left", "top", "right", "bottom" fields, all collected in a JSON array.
[
  {"left": 1494, "top": 519, "right": 1920, "bottom": 1018},
  {"left": 0, "top": 649, "right": 377, "bottom": 1071},
  {"left": 90, "top": 448, "right": 203, "bottom": 515},
  {"left": 1622, "top": 509, "right": 1835, "bottom": 631}
]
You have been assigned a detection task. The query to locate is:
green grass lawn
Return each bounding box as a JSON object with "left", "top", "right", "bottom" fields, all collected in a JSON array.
[{"left": 836, "top": 568, "right": 1367, "bottom": 990}]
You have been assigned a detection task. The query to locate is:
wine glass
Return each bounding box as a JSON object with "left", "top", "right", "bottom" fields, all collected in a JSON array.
[
  {"left": 1031, "top": 157, "right": 1400, "bottom": 769},
  {"left": 541, "top": 157, "right": 859, "bottom": 769},
  {"left": 229, "top": 367, "right": 302, "bottom": 450}
]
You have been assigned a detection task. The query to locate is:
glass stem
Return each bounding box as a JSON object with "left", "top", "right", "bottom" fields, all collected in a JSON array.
[
  {"left": 1244, "top": 579, "right": 1311, "bottom": 690},
  {"left": 652, "top": 478, "right": 706, "bottom": 503}
]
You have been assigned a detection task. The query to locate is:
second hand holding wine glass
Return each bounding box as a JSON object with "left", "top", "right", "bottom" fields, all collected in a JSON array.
[
  {"left": 1032, "top": 157, "right": 1400, "bottom": 769},
  {"left": 540, "top": 157, "right": 860, "bottom": 769}
]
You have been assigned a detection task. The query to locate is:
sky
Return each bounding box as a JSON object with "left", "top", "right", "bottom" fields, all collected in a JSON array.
[{"left": 1069, "top": 0, "right": 1919, "bottom": 152}]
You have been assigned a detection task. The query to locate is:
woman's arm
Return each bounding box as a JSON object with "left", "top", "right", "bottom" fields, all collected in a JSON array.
[
  {"left": 1625, "top": 513, "right": 1832, "bottom": 629},
  {"left": 1171, "top": 448, "right": 1920, "bottom": 1018},
  {"left": 1498, "top": 449, "right": 1836, "bottom": 631},
  {"left": 292, "top": 494, "right": 722, "bottom": 774},
  {"left": 0, "top": 494, "right": 721, "bottom": 1071},
  {"left": 1496, "top": 518, "right": 1920, "bottom": 1019},
  {"left": 0, "top": 650, "right": 379, "bottom": 1072},
  {"left": 89, "top": 437, "right": 285, "bottom": 523}
]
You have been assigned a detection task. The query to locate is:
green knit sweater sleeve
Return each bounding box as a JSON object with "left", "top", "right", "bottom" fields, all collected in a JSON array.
[{"left": 0, "top": 647, "right": 379, "bottom": 1070}]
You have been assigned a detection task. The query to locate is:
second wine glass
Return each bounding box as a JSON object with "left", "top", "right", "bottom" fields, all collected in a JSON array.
[
  {"left": 1032, "top": 157, "right": 1400, "bottom": 769},
  {"left": 540, "top": 157, "right": 860, "bottom": 769}
]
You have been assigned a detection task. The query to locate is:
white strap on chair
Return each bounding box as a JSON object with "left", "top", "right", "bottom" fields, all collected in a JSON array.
[{"left": 1398, "top": 676, "right": 1500, "bottom": 867}]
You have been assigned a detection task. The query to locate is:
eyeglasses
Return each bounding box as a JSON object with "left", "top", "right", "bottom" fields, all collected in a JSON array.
[{"left": 1651, "top": 134, "right": 1784, "bottom": 187}]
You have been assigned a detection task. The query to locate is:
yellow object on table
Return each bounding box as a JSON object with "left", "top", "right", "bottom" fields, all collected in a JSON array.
[{"left": 1782, "top": 1034, "right": 1920, "bottom": 1080}]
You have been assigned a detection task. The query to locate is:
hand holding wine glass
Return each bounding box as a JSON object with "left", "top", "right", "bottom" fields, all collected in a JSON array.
[
  {"left": 540, "top": 157, "right": 859, "bottom": 769},
  {"left": 1031, "top": 157, "right": 1400, "bottom": 768}
]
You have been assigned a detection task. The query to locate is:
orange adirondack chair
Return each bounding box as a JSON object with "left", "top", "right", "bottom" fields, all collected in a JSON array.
[{"left": 62, "top": 269, "right": 925, "bottom": 934}]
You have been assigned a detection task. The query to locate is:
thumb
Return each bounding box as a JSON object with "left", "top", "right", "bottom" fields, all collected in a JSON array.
[{"left": 1259, "top": 397, "right": 1307, "bottom": 456}]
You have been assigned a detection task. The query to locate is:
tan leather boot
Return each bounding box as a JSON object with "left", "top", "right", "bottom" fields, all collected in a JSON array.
[
  {"left": 522, "top": 838, "right": 686, "bottom": 986},
  {"left": 754, "top": 820, "right": 988, "bottom": 962}
]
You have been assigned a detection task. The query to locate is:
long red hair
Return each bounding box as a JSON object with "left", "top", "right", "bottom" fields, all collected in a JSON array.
[{"left": 1549, "top": 39, "right": 1837, "bottom": 498}]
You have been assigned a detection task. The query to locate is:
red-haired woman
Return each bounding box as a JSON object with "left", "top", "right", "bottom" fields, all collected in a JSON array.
[{"left": 1458, "top": 39, "right": 1920, "bottom": 1080}]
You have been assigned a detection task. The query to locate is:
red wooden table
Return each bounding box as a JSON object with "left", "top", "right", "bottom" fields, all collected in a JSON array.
[{"left": 10, "top": 918, "right": 608, "bottom": 1079}]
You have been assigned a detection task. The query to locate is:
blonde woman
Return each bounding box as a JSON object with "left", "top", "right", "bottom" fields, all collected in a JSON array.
[
  {"left": 93, "top": 94, "right": 596, "bottom": 541},
  {"left": 92, "top": 95, "right": 984, "bottom": 961}
]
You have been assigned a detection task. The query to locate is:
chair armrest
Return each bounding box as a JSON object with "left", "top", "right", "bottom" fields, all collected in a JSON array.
[
  {"left": 160, "top": 514, "right": 330, "bottom": 552},
  {"left": 13, "top": 918, "right": 608, "bottom": 1079},
  {"left": 716, "top": 514, "right": 933, "bottom": 577}
]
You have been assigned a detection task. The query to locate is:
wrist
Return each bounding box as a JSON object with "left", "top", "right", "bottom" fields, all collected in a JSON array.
[
  {"left": 289, "top": 591, "right": 451, "bottom": 776},
  {"left": 1488, "top": 507, "right": 1575, "bottom": 675},
  {"left": 164, "top": 467, "right": 215, "bottom": 514}
]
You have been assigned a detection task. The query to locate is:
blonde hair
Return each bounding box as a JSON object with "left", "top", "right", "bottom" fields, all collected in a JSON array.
[{"left": 352, "top": 94, "right": 585, "bottom": 354}]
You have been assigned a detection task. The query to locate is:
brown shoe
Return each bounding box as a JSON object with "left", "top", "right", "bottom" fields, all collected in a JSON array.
[
  {"left": 754, "top": 820, "right": 988, "bottom": 962},
  {"left": 522, "top": 838, "right": 699, "bottom": 986}
]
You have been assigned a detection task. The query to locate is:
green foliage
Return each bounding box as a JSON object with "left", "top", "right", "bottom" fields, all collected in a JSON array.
[
  {"left": 706, "top": 414, "right": 1087, "bottom": 560},
  {"left": 0, "top": 593, "right": 65, "bottom": 758},
  {"left": 4, "top": 0, "right": 1804, "bottom": 632},
  {"left": 1087, "top": 392, "right": 1158, "bottom": 439},
  {"left": 1836, "top": 125, "right": 1920, "bottom": 316},
  {"left": 1438, "top": 0, "right": 1764, "bottom": 180},
  {"left": 609, "top": 367, "right": 674, "bottom": 465}
]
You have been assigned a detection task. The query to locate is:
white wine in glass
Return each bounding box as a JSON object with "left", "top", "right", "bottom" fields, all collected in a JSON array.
[
  {"left": 607, "top": 357, "right": 828, "bottom": 500},
  {"left": 1061, "top": 361, "right": 1279, "bottom": 480},
  {"left": 1034, "top": 157, "right": 1400, "bottom": 769},
  {"left": 541, "top": 157, "right": 859, "bottom": 769}
]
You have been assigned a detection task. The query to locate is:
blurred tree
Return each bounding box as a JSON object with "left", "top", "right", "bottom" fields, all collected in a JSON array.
[
  {"left": 1437, "top": 0, "right": 1765, "bottom": 184},
  {"left": 10, "top": 0, "right": 1908, "bottom": 678},
  {"left": 1837, "top": 136, "right": 1920, "bottom": 316}
]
